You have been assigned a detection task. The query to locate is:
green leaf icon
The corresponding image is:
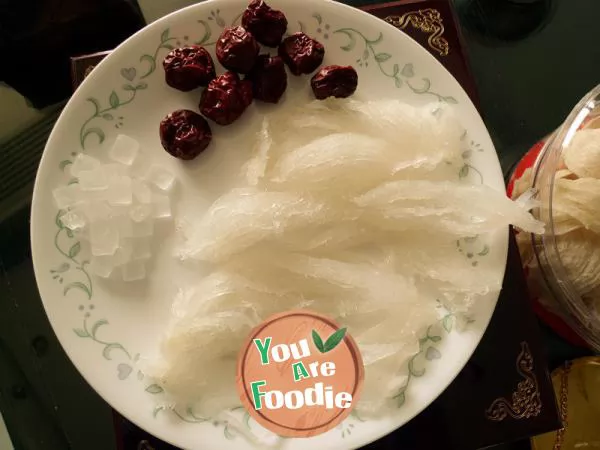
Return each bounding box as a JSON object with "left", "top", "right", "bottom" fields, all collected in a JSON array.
[
  {"left": 312, "top": 328, "right": 348, "bottom": 353},
  {"left": 323, "top": 328, "right": 347, "bottom": 353},
  {"left": 312, "top": 329, "right": 325, "bottom": 352}
]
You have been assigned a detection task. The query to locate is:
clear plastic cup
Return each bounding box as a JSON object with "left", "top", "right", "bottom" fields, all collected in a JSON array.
[{"left": 510, "top": 84, "right": 600, "bottom": 351}]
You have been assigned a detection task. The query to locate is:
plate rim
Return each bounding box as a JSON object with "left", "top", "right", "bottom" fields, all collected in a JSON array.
[{"left": 30, "top": 0, "right": 508, "bottom": 448}]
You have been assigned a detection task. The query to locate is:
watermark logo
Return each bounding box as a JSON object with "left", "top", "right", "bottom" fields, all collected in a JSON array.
[{"left": 236, "top": 310, "right": 364, "bottom": 437}]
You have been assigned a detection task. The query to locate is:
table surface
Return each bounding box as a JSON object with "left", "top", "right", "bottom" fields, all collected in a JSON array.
[{"left": 0, "top": 0, "right": 598, "bottom": 449}]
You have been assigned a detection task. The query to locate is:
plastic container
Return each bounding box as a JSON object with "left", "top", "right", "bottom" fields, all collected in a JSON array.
[{"left": 508, "top": 84, "right": 600, "bottom": 352}]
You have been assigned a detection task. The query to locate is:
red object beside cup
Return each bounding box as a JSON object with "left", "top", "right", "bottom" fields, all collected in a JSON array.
[{"left": 508, "top": 140, "right": 591, "bottom": 349}]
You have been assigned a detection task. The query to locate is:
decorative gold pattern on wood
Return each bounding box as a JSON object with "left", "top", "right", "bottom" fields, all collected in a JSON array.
[
  {"left": 485, "top": 342, "right": 542, "bottom": 421},
  {"left": 384, "top": 9, "right": 449, "bottom": 57}
]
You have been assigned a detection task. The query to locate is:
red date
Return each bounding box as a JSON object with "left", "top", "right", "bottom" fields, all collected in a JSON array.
[
  {"left": 278, "top": 32, "right": 325, "bottom": 76},
  {"left": 199, "top": 72, "right": 253, "bottom": 126},
  {"left": 245, "top": 54, "right": 287, "bottom": 103},
  {"left": 242, "top": 0, "right": 288, "bottom": 47},
  {"left": 311, "top": 65, "right": 358, "bottom": 100},
  {"left": 163, "top": 46, "right": 216, "bottom": 91},
  {"left": 216, "top": 26, "right": 260, "bottom": 74},
  {"left": 159, "top": 110, "right": 212, "bottom": 160}
]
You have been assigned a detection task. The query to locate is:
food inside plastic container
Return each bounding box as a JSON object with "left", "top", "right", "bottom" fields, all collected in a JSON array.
[{"left": 509, "top": 84, "right": 600, "bottom": 351}]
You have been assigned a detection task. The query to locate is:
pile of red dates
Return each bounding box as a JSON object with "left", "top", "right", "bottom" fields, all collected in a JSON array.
[{"left": 159, "top": 0, "right": 358, "bottom": 161}]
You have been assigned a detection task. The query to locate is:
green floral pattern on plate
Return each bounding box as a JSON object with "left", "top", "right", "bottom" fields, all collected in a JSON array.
[
  {"left": 53, "top": 210, "right": 93, "bottom": 299},
  {"left": 393, "top": 304, "right": 472, "bottom": 408},
  {"left": 299, "top": 13, "right": 457, "bottom": 103},
  {"left": 151, "top": 404, "right": 252, "bottom": 440},
  {"left": 80, "top": 82, "right": 148, "bottom": 149},
  {"left": 48, "top": 9, "right": 490, "bottom": 437}
]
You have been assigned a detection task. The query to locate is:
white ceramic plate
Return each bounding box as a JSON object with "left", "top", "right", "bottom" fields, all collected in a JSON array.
[{"left": 31, "top": 0, "right": 508, "bottom": 448}]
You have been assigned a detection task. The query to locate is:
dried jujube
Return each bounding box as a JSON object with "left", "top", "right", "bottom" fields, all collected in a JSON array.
[
  {"left": 163, "top": 46, "right": 216, "bottom": 92},
  {"left": 278, "top": 32, "right": 325, "bottom": 76},
  {"left": 159, "top": 4, "right": 359, "bottom": 155},
  {"left": 200, "top": 72, "right": 253, "bottom": 126},
  {"left": 311, "top": 65, "right": 358, "bottom": 100},
  {"left": 242, "top": 0, "right": 288, "bottom": 47},
  {"left": 159, "top": 109, "right": 212, "bottom": 160},
  {"left": 216, "top": 26, "right": 260, "bottom": 74},
  {"left": 246, "top": 54, "right": 287, "bottom": 103}
]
